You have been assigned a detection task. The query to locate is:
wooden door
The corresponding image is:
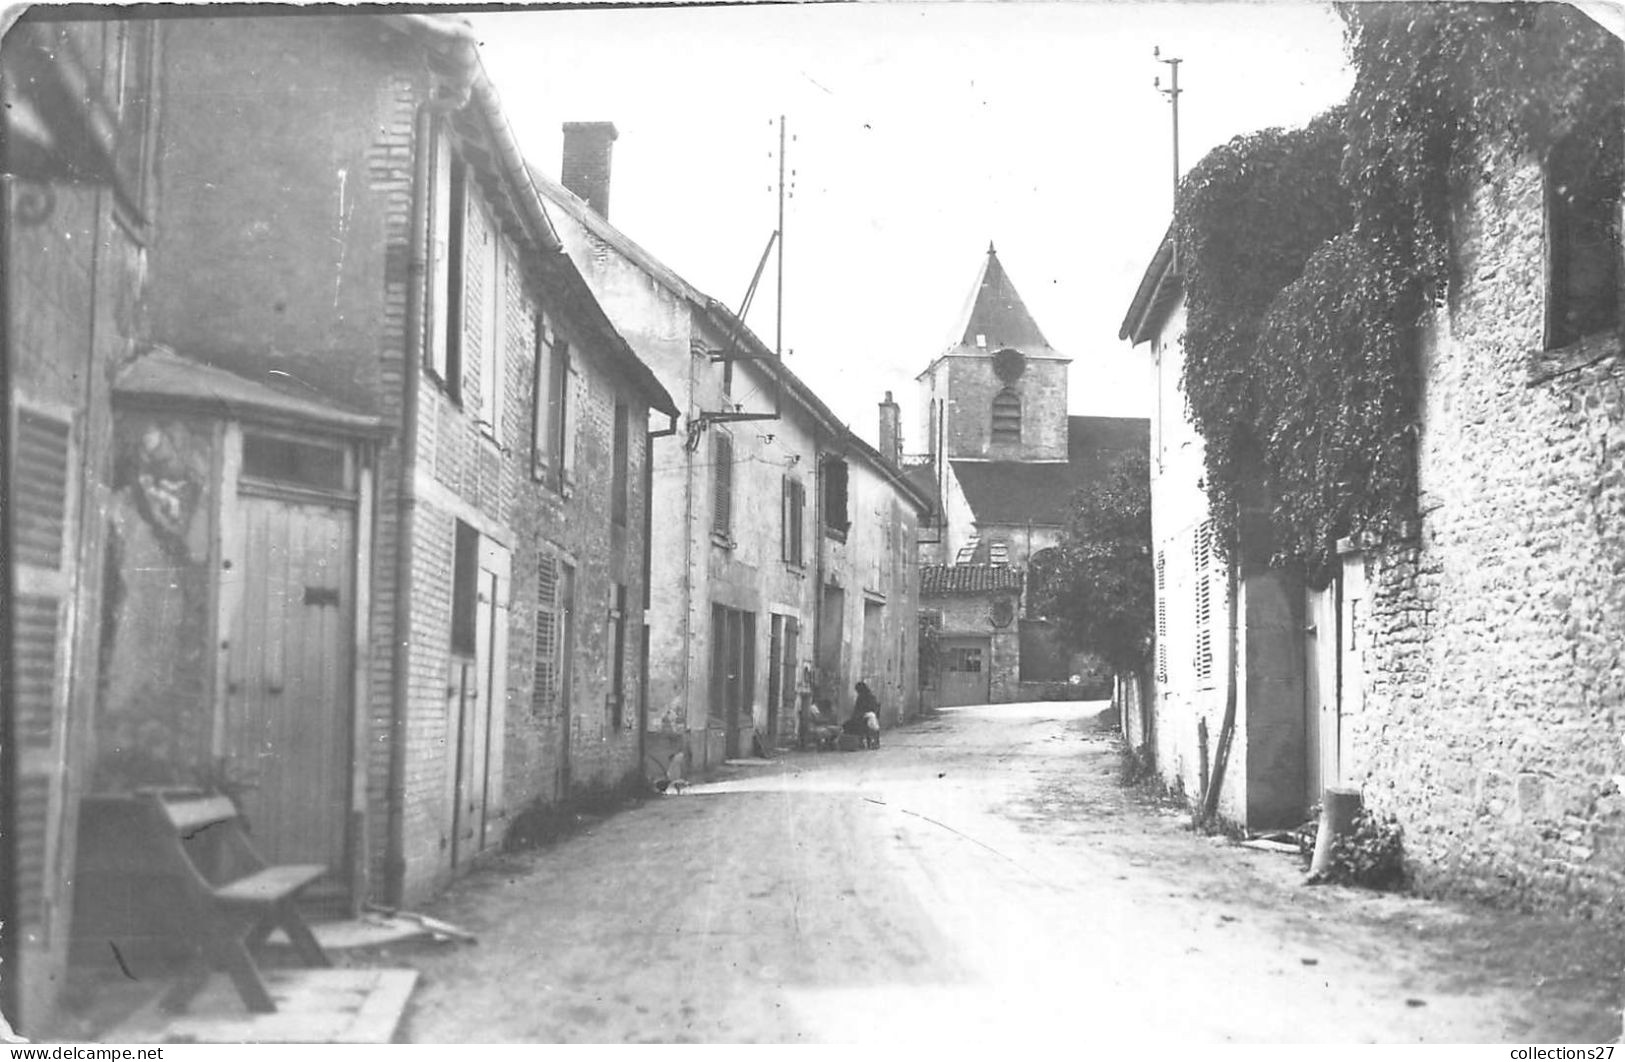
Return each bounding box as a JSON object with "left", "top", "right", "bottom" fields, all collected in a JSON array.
[
  {"left": 767, "top": 616, "right": 783, "bottom": 746},
  {"left": 452, "top": 541, "right": 509, "bottom": 865},
  {"left": 224, "top": 490, "right": 353, "bottom": 883},
  {"left": 1304, "top": 579, "right": 1340, "bottom": 804},
  {"left": 938, "top": 637, "right": 990, "bottom": 706},
  {"left": 1338, "top": 553, "right": 1367, "bottom": 780}
]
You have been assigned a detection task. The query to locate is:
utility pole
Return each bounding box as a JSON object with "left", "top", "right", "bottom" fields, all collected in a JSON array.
[
  {"left": 776, "top": 115, "right": 786, "bottom": 357},
  {"left": 1154, "top": 46, "right": 1182, "bottom": 272}
]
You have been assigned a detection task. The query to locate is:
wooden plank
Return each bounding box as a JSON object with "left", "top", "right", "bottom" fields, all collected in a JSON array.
[
  {"left": 212, "top": 864, "right": 327, "bottom": 907},
  {"left": 158, "top": 795, "right": 238, "bottom": 835}
]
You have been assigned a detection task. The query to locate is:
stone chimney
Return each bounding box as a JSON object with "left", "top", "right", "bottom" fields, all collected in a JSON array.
[
  {"left": 561, "top": 121, "right": 618, "bottom": 218},
  {"left": 878, "top": 391, "right": 902, "bottom": 466}
]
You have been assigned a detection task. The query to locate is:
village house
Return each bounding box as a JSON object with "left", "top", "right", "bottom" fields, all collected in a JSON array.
[
  {"left": 4, "top": 11, "right": 676, "bottom": 1033},
  {"left": 912, "top": 245, "right": 1147, "bottom": 706},
  {"left": 1119, "top": 229, "right": 1311, "bottom": 828},
  {"left": 1121, "top": 4, "right": 1625, "bottom": 912},
  {"left": 531, "top": 127, "right": 930, "bottom": 772}
]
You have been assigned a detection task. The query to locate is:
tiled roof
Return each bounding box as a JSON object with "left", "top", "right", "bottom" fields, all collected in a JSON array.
[
  {"left": 950, "top": 415, "right": 1149, "bottom": 527},
  {"left": 920, "top": 563, "right": 1024, "bottom": 596}
]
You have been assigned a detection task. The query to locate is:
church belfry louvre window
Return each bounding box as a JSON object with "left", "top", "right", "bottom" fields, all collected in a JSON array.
[
  {"left": 991, "top": 388, "right": 1022, "bottom": 443},
  {"left": 1545, "top": 122, "right": 1622, "bottom": 350}
]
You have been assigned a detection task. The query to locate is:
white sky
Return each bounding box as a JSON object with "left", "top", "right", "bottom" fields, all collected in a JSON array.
[{"left": 470, "top": 1, "right": 1354, "bottom": 451}]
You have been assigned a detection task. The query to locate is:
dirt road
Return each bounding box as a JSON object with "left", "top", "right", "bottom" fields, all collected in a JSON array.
[{"left": 397, "top": 702, "right": 1623, "bottom": 1043}]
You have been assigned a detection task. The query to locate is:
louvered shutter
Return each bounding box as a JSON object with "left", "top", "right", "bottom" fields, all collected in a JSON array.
[
  {"left": 533, "top": 555, "right": 558, "bottom": 719},
  {"left": 10, "top": 406, "right": 75, "bottom": 949},
  {"left": 712, "top": 432, "right": 733, "bottom": 535},
  {"left": 780, "top": 476, "right": 791, "bottom": 561},
  {"left": 1193, "top": 522, "right": 1214, "bottom": 683},
  {"left": 1155, "top": 550, "right": 1168, "bottom": 684},
  {"left": 791, "top": 480, "right": 804, "bottom": 564}
]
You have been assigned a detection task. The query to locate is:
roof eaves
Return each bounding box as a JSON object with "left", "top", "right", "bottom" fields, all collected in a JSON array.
[
  {"left": 1118, "top": 226, "right": 1179, "bottom": 345},
  {"left": 381, "top": 14, "right": 561, "bottom": 254},
  {"left": 542, "top": 253, "right": 678, "bottom": 417}
]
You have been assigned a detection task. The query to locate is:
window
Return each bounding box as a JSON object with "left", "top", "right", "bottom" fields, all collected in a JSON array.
[
  {"left": 1547, "top": 125, "right": 1622, "bottom": 350},
  {"left": 611, "top": 400, "right": 630, "bottom": 527},
  {"left": 530, "top": 313, "right": 573, "bottom": 491},
  {"left": 712, "top": 430, "right": 734, "bottom": 538},
  {"left": 781, "top": 475, "right": 805, "bottom": 565},
  {"left": 991, "top": 388, "right": 1021, "bottom": 443},
  {"left": 609, "top": 584, "right": 627, "bottom": 729},
  {"left": 451, "top": 521, "right": 479, "bottom": 655},
  {"left": 242, "top": 432, "right": 347, "bottom": 492},
  {"left": 822, "top": 455, "right": 850, "bottom": 538},
  {"left": 428, "top": 133, "right": 466, "bottom": 402}
]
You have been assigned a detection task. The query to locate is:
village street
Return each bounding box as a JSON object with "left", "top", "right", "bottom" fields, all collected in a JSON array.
[{"left": 397, "top": 703, "right": 1622, "bottom": 1044}]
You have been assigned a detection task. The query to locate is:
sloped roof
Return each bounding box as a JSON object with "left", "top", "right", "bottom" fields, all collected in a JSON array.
[
  {"left": 531, "top": 163, "right": 930, "bottom": 514},
  {"left": 114, "top": 347, "right": 389, "bottom": 436},
  {"left": 920, "top": 564, "right": 1024, "bottom": 596},
  {"left": 1119, "top": 226, "right": 1182, "bottom": 345},
  {"left": 949, "top": 243, "right": 1052, "bottom": 355},
  {"left": 901, "top": 460, "right": 941, "bottom": 518},
  {"left": 951, "top": 415, "right": 1148, "bottom": 527}
]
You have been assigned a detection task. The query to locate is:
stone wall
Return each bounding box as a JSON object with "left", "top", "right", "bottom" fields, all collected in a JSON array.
[
  {"left": 928, "top": 354, "right": 1070, "bottom": 462},
  {"left": 1354, "top": 137, "right": 1625, "bottom": 914}
]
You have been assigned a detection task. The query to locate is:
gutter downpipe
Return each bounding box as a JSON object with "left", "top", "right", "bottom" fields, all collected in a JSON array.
[
  {"left": 644, "top": 411, "right": 678, "bottom": 781},
  {"left": 680, "top": 354, "right": 698, "bottom": 769},
  {"left": 384, "top": 97, "right": 442, "bottom": 906},
  {"left": 812, "top": 421, "right": 827, "bottom": 709}
]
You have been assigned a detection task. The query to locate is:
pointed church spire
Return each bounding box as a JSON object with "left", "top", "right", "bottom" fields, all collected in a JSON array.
[{"left": 950, "top": 243, "right": 1051, "bottom": 354}]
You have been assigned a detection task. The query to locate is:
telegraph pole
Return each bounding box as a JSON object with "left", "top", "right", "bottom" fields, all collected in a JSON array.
[
  {"left": 1154, "top": 47, "right": 1182, "bottom": 272},
  {"left": 776, "top": 114, "right": 786, "bottom": 357}
]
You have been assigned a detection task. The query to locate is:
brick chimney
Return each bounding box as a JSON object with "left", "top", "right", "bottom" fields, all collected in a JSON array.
[
  {"left": 561, "top": 121, "right": 619, "bottom": 218},
  {"left": 878, "top": 391, "right": 902, "bottom": 466}
]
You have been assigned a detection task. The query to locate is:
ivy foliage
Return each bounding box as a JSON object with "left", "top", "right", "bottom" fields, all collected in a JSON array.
[
  {"left": 1035, "top": 451, "right": 1153, "bottom": 673},
  {"left": 1175, "top": 111, "right": 1353, "bottom": 563},
  {"left": 1341, "top": 1, "right": 1624, "bottom": 300},
  {"left": 1176, "top": 3, "right": 1624, "bottom": 579}
]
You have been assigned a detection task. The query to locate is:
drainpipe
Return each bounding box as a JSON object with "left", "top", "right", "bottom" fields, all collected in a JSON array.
[
  {"left": 643, "top": 411, "right": 677, "bottom": 781},
  {"left": 680, "top": 353, "right": 698, "bottom": 768},
  {"left": 812, "top": 423, "right": 827, "bottom": 702},
  {"left": 384, "top": 99, "right": 438, "bottom": 906}
]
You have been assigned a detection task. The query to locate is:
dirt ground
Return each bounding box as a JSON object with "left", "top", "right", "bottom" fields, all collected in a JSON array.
[{"left": 394, "top": 702, "right": 1624, "bottom": 1044}]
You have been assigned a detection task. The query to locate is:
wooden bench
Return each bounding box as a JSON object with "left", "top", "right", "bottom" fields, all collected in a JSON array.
[{"left": 74, "top": 789, "right": 331, "bottom": 1014}]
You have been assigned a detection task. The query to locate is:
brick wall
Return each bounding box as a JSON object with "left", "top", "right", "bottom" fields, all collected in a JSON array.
[{"left": 1355, "top": 138, "right": 1625, "bottom": 914}]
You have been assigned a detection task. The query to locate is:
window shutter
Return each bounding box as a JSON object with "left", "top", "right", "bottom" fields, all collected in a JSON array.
[
  {"left": 1155, "top": 549, "right": 1168, "bottom": 684},
  {"left": 561, "top": 356, "right": 579, "bottom": 489},
  {"left": 533, "top": 555, "right": 558, "bottom": 718},
  {"left": 1193, "top": 523, "right": 1213, "bottom": 683},
  {"left": 791, "top": 480, "right": 804, "bottom": 564},
  {"left": 713, "top": 432, "right": 733, "bottom": 535},
  {"left": 11, "top": 406, "right": 74, "bottom": 951},
  {"left": 781, "top": 476, "right": 791, "bottom": 561}
]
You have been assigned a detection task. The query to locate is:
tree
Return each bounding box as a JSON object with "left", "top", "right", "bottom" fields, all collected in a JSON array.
[{"left": 1034, "top": 451, "right": 1153, "bottom": 675}]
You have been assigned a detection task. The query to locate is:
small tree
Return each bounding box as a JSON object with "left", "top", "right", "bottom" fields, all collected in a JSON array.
[{"left": 1034, "top": 452, "right": 1154, "bottom": 678}]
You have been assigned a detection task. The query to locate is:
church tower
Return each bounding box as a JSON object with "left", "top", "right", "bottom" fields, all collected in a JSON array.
[{"left": 917, "top": 243, "right": 1070, "bottom": 465}]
